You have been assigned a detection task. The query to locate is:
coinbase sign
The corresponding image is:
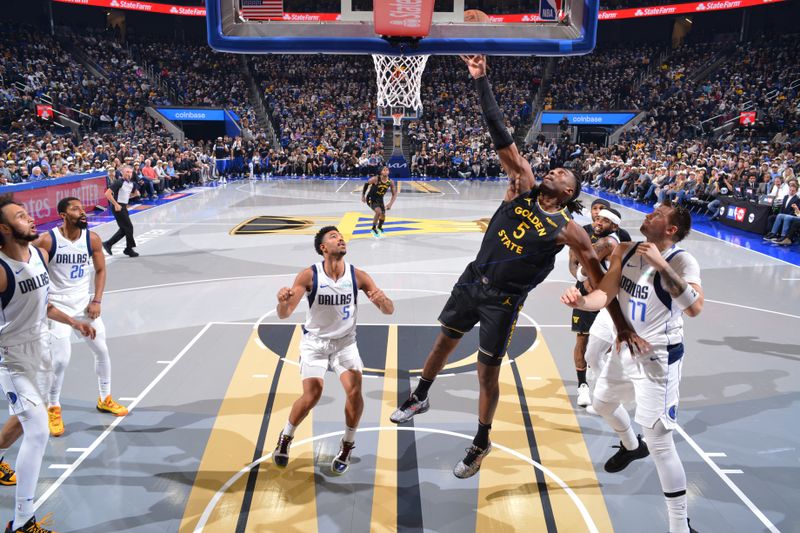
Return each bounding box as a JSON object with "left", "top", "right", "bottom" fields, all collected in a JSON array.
[
  {"left": 541, "top": 112, "right": 637, "bottom": 126},
  {"left": 157, "top": 108, "right": 225, "bottom": 121}
]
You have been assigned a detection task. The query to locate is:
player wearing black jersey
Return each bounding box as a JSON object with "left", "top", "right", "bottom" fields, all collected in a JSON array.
[
  {"left": 361, "top": 167, "right": 397, "bottom": 238},
  {"left": 568, "top": 201, "right": 624, "bottom": 408},
  {"left": 389, "top": 55, "right": 645, "bottom": 479}
]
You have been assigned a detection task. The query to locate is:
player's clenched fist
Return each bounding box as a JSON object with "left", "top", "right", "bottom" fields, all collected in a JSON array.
[
  {"left": 367, "top": 289, "right": 386, "bottom": 305},
  {"left": 277, "top": 287, "right": 294, "bottom": 302},
  {"left": 560, "top": 286, "right": 585, "bottom": 308}
]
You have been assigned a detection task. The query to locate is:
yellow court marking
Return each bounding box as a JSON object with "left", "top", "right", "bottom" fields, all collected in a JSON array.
[
  {"left": 244, "top": 325, "right": 319, "bottom": 532},
  {"left": 369, "top": 325, "right": 399, "bottom": 532},
  {"left": 337, "top": 211, "right": 363, "bottom": 242},
  {"left": 179, "top": 328, "right": 280, "bottom": 532},
  {"left": 513, "top": 335, "right": 614, "bottom": 532},
  {"left": 475, "top": 359, "right": 549, "bottom": 532}
]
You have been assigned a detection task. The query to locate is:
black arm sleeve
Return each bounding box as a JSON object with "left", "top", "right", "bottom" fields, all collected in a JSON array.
[
  {"left": 475, "top": 76, "right": 514, "bottom": 150},
  {"left": 362, "top": 182, "right": 370, "bottom": 196}
]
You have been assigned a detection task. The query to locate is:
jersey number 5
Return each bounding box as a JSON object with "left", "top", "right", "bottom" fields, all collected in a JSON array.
[{"left": 342, "top": 304, "right": 351, "bottom": 320}]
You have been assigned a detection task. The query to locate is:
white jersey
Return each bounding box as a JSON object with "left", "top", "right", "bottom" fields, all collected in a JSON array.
[
  {"left": 617, "top": 242, "right": 701, "bottom": 346},
  {"left": 304, "top": 262, "right": 358, "bottom": 340},
  {"left": 46, "top": 228, "right": 93, "bottom": 298},
  {"left": 0, "top": 246, "right": 50, "bottom": 346}
]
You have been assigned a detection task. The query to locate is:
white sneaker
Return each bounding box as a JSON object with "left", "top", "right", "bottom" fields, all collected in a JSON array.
[
  {"left": 577, "top": 383, "right": 591, "bottom": 407},
  {"left": 585, "top": 404, "right": 598, "bottom": 416}
]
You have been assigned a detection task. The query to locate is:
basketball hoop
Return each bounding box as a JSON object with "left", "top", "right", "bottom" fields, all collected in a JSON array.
[
  {"left": 372, "top": 54, "right": 429, "bottom": 121},
  {"left": 391, "top": 113, "right": 404, "bottom": 128}
]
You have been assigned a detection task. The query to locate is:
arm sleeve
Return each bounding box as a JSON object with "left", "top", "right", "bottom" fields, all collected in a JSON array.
[
  {"left": 474, "top": 76, "right": 514, "bottom": 150},
  {"left": 362, "top": 182, "right": 370, "bottom": 196}
]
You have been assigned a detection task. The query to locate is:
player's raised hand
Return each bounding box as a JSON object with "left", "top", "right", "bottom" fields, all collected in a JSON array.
[
  {"left": 635, "top": 242, "right": 667, "bottom": 269},
  {"left": 460, "top": 55, "right": 487, "bottom": 79},
  {"left": 560, "top": 286, "right": 585, "bottom": 308},
  {"left": 277, "top": 287, "right": 294, "bottom": 302}
]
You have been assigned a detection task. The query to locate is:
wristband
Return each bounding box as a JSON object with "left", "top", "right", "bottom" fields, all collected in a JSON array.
[
  {"left": 674, "top": 284, "right": 699, "bottom": 310},
  {"left": 91, "top": 300, "right": 102, "bottom": 304},
  {"left": 576, "top": 266, "right": 588, "bottom": 282}
]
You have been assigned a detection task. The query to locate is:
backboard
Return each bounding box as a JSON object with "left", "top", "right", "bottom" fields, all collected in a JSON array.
[{"left": 207, "top": 0, "right": 598, "bottom": 56}]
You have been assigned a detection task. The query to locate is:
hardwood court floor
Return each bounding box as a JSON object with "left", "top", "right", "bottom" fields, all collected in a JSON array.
[{"left": 3, "top": 179, "right": 798, "bottom": 532}]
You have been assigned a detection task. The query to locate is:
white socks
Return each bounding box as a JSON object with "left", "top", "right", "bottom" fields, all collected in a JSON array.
[
  {"left": 343, "top": 426, "right": 357, "bottom": 443},
  {"left": 283, "top": 421, "right": 296, "bottom": 438}
]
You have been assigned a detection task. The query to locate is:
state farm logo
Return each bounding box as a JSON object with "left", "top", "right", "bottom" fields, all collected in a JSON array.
[
  {"left": 637, "top": 6, "right": 678, "bottom": 15},
  {"left": 697, "top": 1, "right": 742, "bottom": 10},
  {"left": 635, "top": 9, "right": 644, "bottom": 15},
  {"left": 598, "top": 12, "right": 618, "bottom": 19},
  {"left": 110, "top": 0, "right": 119, "bottom": 6},
  {"left": 170, "top": 6, "right": 177, "bottom": 13},
  {"left": 521, "top": 15, "right": 531, "bottom": 21}
]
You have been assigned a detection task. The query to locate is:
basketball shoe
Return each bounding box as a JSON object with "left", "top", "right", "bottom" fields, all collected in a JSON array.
[
  {"left": 96, "top": 396, "right": 129, "bottom": 416},
  {"left": 331, "top": 440, "right": 355, "bottom": 475},
  {"left": 273, "top": 432, "right": 293, "bottom": 468},
  {"left": 453, "top": 443, "right": 492, "bottom": 479},
  {"left": 0, "top": 458, "right": 16, "bottom": 486},
  {"left": 389, "top": 394, "right": 429, "bottom": 423},
  {"left": 5, "top": 514, "right": 56, "bottom": 532},
  {"left": 47, "top": 407, "right": 64, "bottom": 437},
  {"left": 604, "top": 434, "right": 649, "bottom": 473}
]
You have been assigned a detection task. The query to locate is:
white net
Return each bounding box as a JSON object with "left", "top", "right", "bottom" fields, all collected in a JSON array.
[{"left": 372, "top": 54, "right": 430, "bottom": 117}]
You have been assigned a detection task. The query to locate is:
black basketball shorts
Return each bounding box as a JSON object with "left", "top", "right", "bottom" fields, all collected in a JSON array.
[
  {"left": 438, "top": 268, "right": 526, "bottom": 366},
  {"left": 367, "top": 197, "right": 385, "bottom": 212},
  {"left": 570, "top": 281, "right": 599, "bottom": 333}
]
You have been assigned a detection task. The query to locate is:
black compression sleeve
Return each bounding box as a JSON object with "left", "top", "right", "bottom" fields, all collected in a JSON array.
[
  {"left": 475, "top": 76, "right": 514, "bottom": 150},
  {"left": 362, "top": 182, "right": 370, "bottom": 196}
]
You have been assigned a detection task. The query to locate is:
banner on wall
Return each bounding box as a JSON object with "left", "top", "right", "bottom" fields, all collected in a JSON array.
[
  {"left": 4, "top": 174, "right": 109, "bottom": 224},
  {"left": 52, "top": 0, "right": 786, "bottom": 20}
]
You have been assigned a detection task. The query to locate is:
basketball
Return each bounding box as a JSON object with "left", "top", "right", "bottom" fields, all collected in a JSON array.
[{"left": 464, "top": 9, "right": 490, "bottom": 23}]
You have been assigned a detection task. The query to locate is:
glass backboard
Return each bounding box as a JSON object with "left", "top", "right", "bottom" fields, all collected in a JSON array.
[{"left": 207, "top": 0, "right": 598, "bottom": 56}]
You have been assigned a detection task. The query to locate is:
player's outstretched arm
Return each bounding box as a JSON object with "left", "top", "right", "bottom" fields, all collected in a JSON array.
[
  {"left": 562, "top": 244, "right": 624, "bottom": 311},
  {"left": 355, "top": 269, "right": 394, "bottom": 315},
  {"left": 462, "top": 55, "right": 534, "bottom": 202},
  {"left": 276, "top": 268, "right": 313, "bottom": 319}
]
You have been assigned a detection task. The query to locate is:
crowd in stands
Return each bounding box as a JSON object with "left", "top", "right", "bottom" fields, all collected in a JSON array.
[{"left": 1, "top": 22, "right": 799, "bottom": 242}]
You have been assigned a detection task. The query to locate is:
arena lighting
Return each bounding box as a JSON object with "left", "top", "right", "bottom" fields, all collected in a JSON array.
[{"left": 52, "top": 0, "right": 787, "bottom": 20}]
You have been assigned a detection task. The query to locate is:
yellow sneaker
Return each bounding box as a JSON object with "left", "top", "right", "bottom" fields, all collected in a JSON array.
[
  {"left": 47, "top": 407, "right": 64, "bottom": 437},
  {"left": 96, "top": 396, "right": 128, "bottom": 417},
  {"left": 6, "top": 513, "right": 57, "bottom": 532},
  {"left": 0, "top": 457, "right": 16, "bottom": 486}
]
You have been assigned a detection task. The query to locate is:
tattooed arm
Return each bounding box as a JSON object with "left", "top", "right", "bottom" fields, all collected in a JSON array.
[{"left": 636, "top": 243, "right": 704, "bottom": 317}]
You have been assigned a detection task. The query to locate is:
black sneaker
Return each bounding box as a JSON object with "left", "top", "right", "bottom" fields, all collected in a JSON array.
[
  {"left": 389, "top": 394, "right": 430, "bottom": 424},
  {"left": 453, "top": 443, "right": 492, "bottom": 479},
  {"left": 102, "top": 241, "right": 113, "bottom": 255},
  {"left": 5, "top": 514, "right": 55, "bottom": 532},
  {"left": 762, "top": 233, "right": 776, "bottom": 240},
  {"left": 331, "top": 440, "right": 355, "bottom": 475},
  {"left": 273, "top": 432, "right": 293, "bottom": 468},
  {"left": 604, "top": 434, "right": 649, "bottom": 473},
  {"left": 123, "top": 248, "right": 139, "bottom": 258}
]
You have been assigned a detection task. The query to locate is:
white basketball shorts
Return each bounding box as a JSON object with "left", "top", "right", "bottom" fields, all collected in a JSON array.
[
  {"left": 299, "top": 332, "right": 363, "bottom": 380},
  {"left": 593, "top": 343, "right": 684, "bottom": 430},
  {"left": 48, "top": 294, "right": 105, "bottom": 340},
  {"left": 0, "top": 336, "right": 52, "bottom": 415}
]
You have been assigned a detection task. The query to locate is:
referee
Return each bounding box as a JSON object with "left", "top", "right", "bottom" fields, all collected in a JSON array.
[{"left": 102, "top": 164, "right": 139, "bottom": 257}]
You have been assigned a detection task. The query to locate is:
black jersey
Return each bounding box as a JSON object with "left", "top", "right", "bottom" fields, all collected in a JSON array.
[
  {"left": 368, "top": 178, "right": 391, "bottom": 199},
  {"left": 472, "top": 191, "right": 571, "bottom": 294}
]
